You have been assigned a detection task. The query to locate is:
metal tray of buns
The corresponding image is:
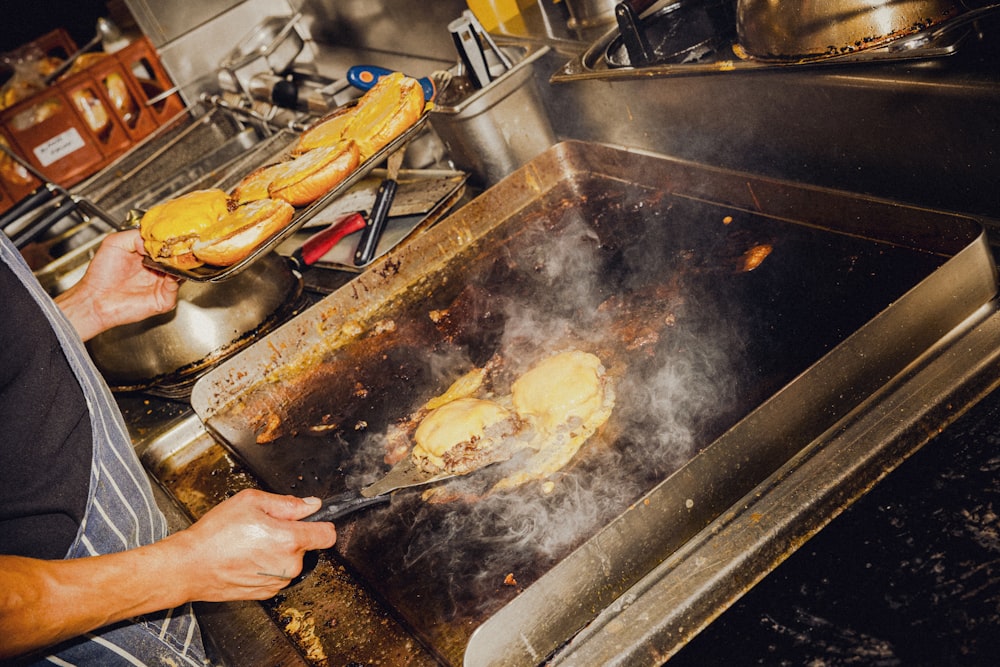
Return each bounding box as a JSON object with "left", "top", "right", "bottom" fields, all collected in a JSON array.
[{"left": 142, "top": 112, "right": 429, "bottom": 283}]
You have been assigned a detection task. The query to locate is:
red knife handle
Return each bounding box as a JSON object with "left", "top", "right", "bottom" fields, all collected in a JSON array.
[{"left": 299, "top": 212, "right": 366, "bottom": 266}]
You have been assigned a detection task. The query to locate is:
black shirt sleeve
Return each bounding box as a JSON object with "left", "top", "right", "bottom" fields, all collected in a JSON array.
[{"left": 0, "top": 261, "right": 92, "bottom": 560}]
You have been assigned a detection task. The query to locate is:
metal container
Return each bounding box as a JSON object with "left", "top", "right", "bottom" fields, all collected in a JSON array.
[
  {"left": 86, "top": 252, "right": 301, "bottom": 397},
  {"left": 429, "top": 46, "right": 555, "bottom": 188},
  {"left": 736, "top": 0, "right": 963, "bottom": 60},
  {"left": 217, "top": 14, "right": 305, "bottom": 94}
]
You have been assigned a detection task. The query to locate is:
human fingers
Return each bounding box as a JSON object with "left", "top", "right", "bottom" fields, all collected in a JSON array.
[
  {"left": 255, "top": 491, "right": 327, "bottom": 522},
  {"left": 97, "top": 228, "right": 142, "bottom": 254},
  {"left": 253, "top": 492, "right": 338, "bottom": 551},
  {"left": 202, "top": 490, "right": 336, "bottom": 550}
]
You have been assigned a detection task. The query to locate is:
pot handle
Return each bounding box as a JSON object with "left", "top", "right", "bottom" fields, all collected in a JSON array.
[
  {"left": 346, "top": 65, "right": 436, "bottom": 101},
  {"left": 302, "top": 490, "right": 390, "bottom": 523},
  {"left": 616, "top": 1, "right": 657, "bottom": 66}
]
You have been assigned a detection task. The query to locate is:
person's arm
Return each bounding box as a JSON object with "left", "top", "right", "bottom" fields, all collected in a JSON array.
[
  {"left": 55, "top": 229, "right": 179, "bottom": 341},
  {"left": 0, "top": 489, "right": 336, "bottom": 660}
]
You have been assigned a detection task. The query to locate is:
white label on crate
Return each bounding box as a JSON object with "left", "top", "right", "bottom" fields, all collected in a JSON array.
[{"left": 33, "top": 128, "right": 87, "bottom": 167}]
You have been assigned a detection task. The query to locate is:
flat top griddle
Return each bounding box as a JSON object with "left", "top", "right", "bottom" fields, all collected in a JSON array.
[{"left": 191, "top": 141, "right": 994, "bottom": 666}]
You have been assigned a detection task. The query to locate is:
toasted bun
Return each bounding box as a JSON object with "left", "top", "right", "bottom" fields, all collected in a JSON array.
[
  {"left": 231, "top": 161, "right": 292, "bottom": 205},
  {"left": 139, "top": 189, "right": 232, "bottom": 269},
  {"left": 267, "top": 141, "right": 360, "bottom": 207},
  {"left": 293, "top": 106, "right": 353, "bottom": 155},
  {"left": 343, "top": 72, "right": 425, "bottom": 159},
  {"left": 191, "top": 198, "right": 294, "bottom": 266},
  {"left": 292, "top": 72, "right": 424, "bottom": 159}
]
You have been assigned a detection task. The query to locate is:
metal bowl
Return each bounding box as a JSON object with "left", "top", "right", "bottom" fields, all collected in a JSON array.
[
  {"left": 736, "top": 0, "right": 964, "bottom": 61},
  {"left": 87, "top": 252, "right": 301, "bottom": 394}
]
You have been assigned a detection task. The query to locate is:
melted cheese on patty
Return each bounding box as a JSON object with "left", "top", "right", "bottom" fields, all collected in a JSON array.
[
  {"left": 413, "top": 398, "right": 515, "bottom": 470},
  {"left": 511, "top": 350, "right": 607, "bottom": 431}
]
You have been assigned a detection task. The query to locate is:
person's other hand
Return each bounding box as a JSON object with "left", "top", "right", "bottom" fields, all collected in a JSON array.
[
  {"left": 165, "top": 489, "right": 338, "bottom": 602},
  {"left": 56, "top": 229, "right": 179, "bottom": 340}
]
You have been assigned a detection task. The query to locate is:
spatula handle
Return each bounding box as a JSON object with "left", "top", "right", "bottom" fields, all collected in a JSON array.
[{"left": 302, "top": 491, "right": 390, "bottom": 522}]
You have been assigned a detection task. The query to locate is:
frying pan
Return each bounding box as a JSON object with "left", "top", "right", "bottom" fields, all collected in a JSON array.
[
  {"left": 87, "top": 215, "right": 363, "bottom": 398},
  {"left": 736, "top": 0, "right": 968, "bottom": 61}
]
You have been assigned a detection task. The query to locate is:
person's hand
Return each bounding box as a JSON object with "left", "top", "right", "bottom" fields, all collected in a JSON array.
[
  {"left": 0, "top": 489, "right": 337, "bottom": 658},
  {"left": 55, "top": 229, "right": 180, "bottom": 340},
  {"left": 163, "top": 489, "right": 338, "bottom": 602}
]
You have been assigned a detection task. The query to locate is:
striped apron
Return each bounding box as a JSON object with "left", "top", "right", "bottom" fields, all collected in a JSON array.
[{"left": 2, "top": 235, "right": 209, "bottom": 666}]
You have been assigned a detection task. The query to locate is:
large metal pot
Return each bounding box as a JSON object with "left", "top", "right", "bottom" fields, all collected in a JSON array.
[
  {"left": 736, "top": 0, "right": 964, "bottom": 60},
  {"left": 87, "top": 252, "right": 301, "bottom": 396}
]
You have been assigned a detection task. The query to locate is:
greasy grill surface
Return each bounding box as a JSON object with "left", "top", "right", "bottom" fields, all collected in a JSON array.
[{"left": 203, "top": 169, "right": 946, "bottom": 663}]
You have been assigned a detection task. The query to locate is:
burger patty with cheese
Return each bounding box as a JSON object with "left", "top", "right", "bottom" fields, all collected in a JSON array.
[
  {"left": 139, "top": 189, "right": 293, "bottom": 269},
  {"left": 408, "top": 349, "right": 615, "bottom": 490},
  {"left": 412, "top": 397, "right": 523, "bottom": 475}
]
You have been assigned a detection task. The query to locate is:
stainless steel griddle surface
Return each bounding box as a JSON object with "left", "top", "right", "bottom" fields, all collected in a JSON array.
[{"left": 191, "top": 141, "right": 995, "bottom": 665}]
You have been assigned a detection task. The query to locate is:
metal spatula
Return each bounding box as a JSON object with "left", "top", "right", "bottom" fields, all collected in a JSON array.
[{"left": 302, "top": 454, "right": 511, "bottom": 522}]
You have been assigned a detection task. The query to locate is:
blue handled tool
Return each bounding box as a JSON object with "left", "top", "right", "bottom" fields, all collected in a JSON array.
[{"left": 346, "top": 65, "right": 436, "bottom": 101}]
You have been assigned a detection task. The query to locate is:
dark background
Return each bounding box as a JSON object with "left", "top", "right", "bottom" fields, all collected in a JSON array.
[{"left": 1, "top": 0, "right": 116, "bottom": 54}]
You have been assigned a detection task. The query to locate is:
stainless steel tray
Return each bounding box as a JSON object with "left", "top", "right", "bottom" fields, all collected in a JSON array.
[{"left": 143, "top": 113, "right": 429, "bottom": 283}]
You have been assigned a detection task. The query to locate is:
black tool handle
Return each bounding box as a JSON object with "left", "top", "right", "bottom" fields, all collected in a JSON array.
[
  {"left": 353, "top": 177, "right": 397, "bottom": 266},
  {"left": 10, "top": 199, "right": 80, "bottom": 249},
  {"left": 0, "top": 185, "right": 58, "bottom": 232},
  {"left": 616, "top": 1, "right": 655, "bottom": 66},
  {"left": 302, "top": 491, "right": 390, "bottom": 522}
]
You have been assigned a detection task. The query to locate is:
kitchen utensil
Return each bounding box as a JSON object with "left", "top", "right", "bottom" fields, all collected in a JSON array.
[
  {"left": 449, "top": 15, "right": 493, "bottom": 88},
  {"left": 217, "top": 14, "right": 305, "bottom": 94},
  {"left": 606, "top": 0, "right": 730, "bottom": 67},
  {"left": 346, "top": 65, "right": 436, "bottom": 101},
  {"left": 87, "top": 252, "right": 301, "bottom": 396},
  {"left": 286, "top": 212, "right": 366, "bottom": 271},
  {"left": 274, "top": 168, "right": 467, "bottom": 272},
  {"left": 302, "top": 451, "right": 520, "bottom": 523},
  {"left": 464, "top": 9, "right": 514, "bottom": 70},
  {"left": 354, "top": 146, "right": 405, "bottom": 266},
  {"left": 43, "top": 18, "right": 122, "bottom": 84},
  {"left": 448, "top": 9, "right": 513, "bottom": 89},
  {"left": 302, "top": 491, "right": 391, "bottom": 522},
  {"left": 736, "top": 0, "right": 963, "bottom": 61},
  {"left": 360, "top": 451, "right": 524, "bottom": 498}
]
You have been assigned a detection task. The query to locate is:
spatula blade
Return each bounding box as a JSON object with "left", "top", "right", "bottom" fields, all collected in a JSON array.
[{"left": 360, "top": 457, "right": 458, "bottom": 498}]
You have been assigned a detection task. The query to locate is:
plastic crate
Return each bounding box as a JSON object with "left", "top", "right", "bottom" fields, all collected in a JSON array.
[
  {"left": 0, "top": 31, "right": 183, "bottom": 191},
  {"left": 58, "top": 67, "right": 133, "bottom": 159},
  {"left": 80, "top": 53, "right": 160, "bottom": 142},
  {"left": 0, "top": 129, "right": 42, "bottom": 202},
  {"left": 114, "top": 36, "right": 184, "bottom": 125},
  {"left": 19, "top": 28, "right": 76, "bottom": 63},
  {"left": 1, "top": 87, "right": 111, "bottom": 187},
  {"left": 0, "top": 180, "right": 12, "bottom": 216}
]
